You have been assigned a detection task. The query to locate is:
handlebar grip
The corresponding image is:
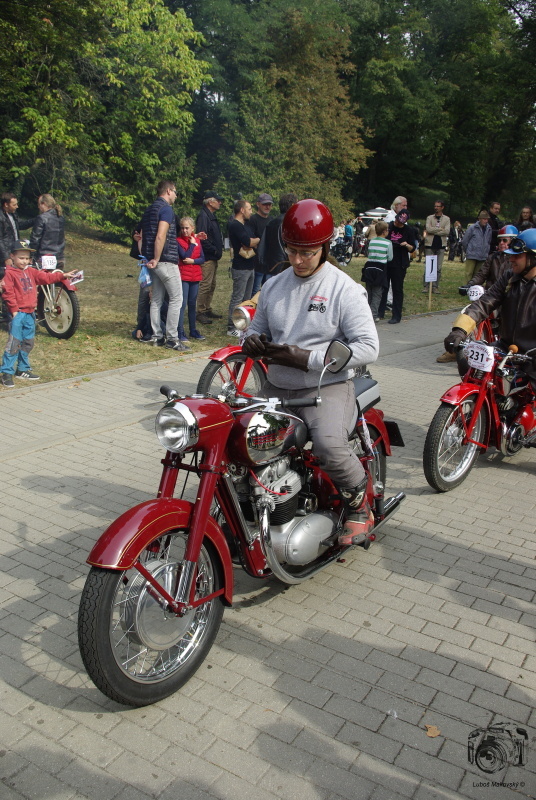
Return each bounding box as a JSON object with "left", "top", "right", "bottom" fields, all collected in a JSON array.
[
  {"left": 280, "top": 397, "right": 321, "bottom": 409},
  {"left": 160, "top": 385, "right": 172, "bottom": 398}
]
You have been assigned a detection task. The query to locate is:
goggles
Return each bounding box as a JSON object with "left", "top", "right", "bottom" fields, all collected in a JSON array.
[{"left": 505, "top": 237, "right": 528, "bottom": 255}]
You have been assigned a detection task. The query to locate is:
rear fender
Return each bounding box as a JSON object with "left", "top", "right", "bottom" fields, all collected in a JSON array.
[
  {"left": 87, "top": 499, "right": 233, "bottom": 605},
  {"left": 363, "top": 408, "right": 393, "bottom": 456}
]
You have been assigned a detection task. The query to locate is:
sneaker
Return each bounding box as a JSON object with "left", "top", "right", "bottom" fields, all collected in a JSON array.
[
  {"left": 1, "top": 374, "right": 14, "bottom": 388},
  {"left": 432, "top": 288, "right": 440, "bottom": 294},
  {"left": 189, "top": 330, "right": 206, "bottom": 341},
  {"left": 146, "top": 336, "right": 165, "bottom": 346},
  {"left": 227, "top": 329, "right": 240, "bottom": 338},
  {"left": 165, "top": 339, "right": 189, "bottom": 351},
  {"left": 197, "top": 313, "right": 213, "bottom": 325},
  {"left": 436, "top": 351, "right": 457, "bottom": 363},
  {"left": 178, "top": 333, "right": 190, "bottom": 344},
  {"left": 15, "top": 370, "right": 40, "bottom": 380},
  {"left": 373, "top": 317, "right": 381, "bottom": 323},
  {"left": 205, "top": 310, "right": 222, "bottom": 319}
]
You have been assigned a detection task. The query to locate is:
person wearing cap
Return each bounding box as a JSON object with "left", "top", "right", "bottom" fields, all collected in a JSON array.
[
  {"left": 250, "top": 192, "right": 274, "bottom": 294},
  {"left": 444, "top": 229, "right": 536, "bottom": 386},
  {"left": 377, "top": 208, "right": 415, "bottom": 324},
  {"left": 462, "top": 211, "right": 492, "bottom": 282},
  {"left": 422, "top": 200, "right": 450, "bottom": 293},
  {"left": 1, "top": 241, "right": 76, "bottom": 387},
  {"left": 242, "top": 199, "right": 379, "bottom": 547},
  {"left": 196, "top": 190, "right": 224, "bottom": 325}
]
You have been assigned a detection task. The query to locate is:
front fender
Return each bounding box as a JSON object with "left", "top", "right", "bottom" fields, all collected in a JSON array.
[
  {"left": 440, "top": 382, "right": 485, "bottom": 406},
  {"left": 87, "top": 499, "right": 233, "bottom": 605},
  {"left": 206, "top": 345, "right": 244, "bottom": 362}
]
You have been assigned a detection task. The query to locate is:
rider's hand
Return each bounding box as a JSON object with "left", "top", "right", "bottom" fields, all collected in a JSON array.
[
  {"left": 264, "top": 342, "right": 310, "bottom": 372},
  {"left": 444, "top": 328, "right": 466, "bottom": 353},
  {"left": 242, "top": 333, "right": 268, "bottom": 357}
]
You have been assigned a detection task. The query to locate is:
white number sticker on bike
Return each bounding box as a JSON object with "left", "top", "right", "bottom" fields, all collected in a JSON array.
[
  {"left": 466, "top": 341, "right": 494, "bottom": 372},
  {"left": 41, "top": 255, "right": 57, "bottom": 270}
]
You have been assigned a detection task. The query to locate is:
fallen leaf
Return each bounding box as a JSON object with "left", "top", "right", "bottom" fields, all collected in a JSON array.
[
  {"left": 34, "top": 409, "right": 42, "bottom": 413},
  {"left": 425, "top": 725, "right": 441, "bottom": 738}
]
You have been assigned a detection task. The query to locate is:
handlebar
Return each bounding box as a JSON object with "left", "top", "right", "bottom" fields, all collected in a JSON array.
[{"left": 279, "top": 397, "right": 321, "bottom": 409}]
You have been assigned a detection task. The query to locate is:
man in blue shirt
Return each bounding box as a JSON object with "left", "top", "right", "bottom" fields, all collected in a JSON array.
[{"left": 141, "top": 180, "right": 185, "bottom": 351}]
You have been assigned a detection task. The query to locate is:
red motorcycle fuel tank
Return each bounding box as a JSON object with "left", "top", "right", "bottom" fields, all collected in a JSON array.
[{"left": 227, "top": 410, "right": 308, "bottom": 466}]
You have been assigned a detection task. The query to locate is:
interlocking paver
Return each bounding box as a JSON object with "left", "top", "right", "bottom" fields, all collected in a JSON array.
[{"left": 1, "top": 316, "right": 535, "bottom": 800}]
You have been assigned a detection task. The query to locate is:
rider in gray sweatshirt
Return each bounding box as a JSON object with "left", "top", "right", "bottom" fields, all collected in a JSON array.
[{"left": 246, "top": 260, "right": 379, "bottom": 390}]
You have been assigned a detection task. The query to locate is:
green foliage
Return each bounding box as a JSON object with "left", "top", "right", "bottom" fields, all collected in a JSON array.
[{"left": 0, "top": 0, "right": 209, "bottom": 230}]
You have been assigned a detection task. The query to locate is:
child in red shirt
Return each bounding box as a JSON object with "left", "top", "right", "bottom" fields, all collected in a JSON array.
[{"left": 1, "top": 241, "right": 76, "bottom": 387}]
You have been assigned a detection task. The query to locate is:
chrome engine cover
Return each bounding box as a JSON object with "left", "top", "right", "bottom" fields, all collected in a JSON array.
[{"left": 270, "top": 510, "right": 338, "bottom": 566}]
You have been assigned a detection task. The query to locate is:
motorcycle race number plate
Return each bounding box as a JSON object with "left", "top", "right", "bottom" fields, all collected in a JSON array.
[
  {"left": 41, "top": 255, "right": 58, "bottom": 270},
  {"left": 466, "top": 341, "right": 494, "bottom": 372}
]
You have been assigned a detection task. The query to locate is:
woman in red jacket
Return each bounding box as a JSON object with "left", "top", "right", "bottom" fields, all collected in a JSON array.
[{"left": 177, "top": 217, "right": 206, "bottom": 343}]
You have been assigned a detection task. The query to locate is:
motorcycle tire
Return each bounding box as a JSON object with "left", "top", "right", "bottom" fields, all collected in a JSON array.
[
  {"left": 197, "top": 354, "right": 265, "bottom": 399},
  {"left": 37, "top": 286, "right": 80, "bottom": 339},
  {"left": 423, "top": 399, "right": 487, "bottom": 492},
  {"left": 78, "top": 531, "right": 224, "bottom": 706}
]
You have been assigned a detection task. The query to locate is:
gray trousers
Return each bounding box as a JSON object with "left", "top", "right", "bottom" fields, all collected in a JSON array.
[
  {"left": 150, "top": 261, "right": 182, "bottom": 341},
  {"left": 366, "top": 285, "right": 383, "bottom": 318},
  {"left": 263, "top": 378, "right": 365, "bottom": 488},
  {"left": 228, "top": 268, "right": 254, "bottom": 328}
]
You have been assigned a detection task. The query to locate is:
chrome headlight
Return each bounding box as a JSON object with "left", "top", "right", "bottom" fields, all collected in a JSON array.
[
  {"left": 231, "top": 305, "right": 254, "bottom": 331},
  {"left": 155, "top": 402, "right": 199, "bottom": 453}
]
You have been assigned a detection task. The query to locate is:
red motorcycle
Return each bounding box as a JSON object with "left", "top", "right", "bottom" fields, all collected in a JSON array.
[
  {"left": 78, "top": 340, "right": 405, "bottom": 707},
  {"left": 197, "top": 303, "right": 267, "bottom": 399},
  {"left": 423, "top": 340, "right": 536, "bottom": 492}
]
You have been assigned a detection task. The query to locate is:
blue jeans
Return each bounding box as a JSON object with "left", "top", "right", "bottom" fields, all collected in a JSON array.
[
  {"left": 252, "top": 271, "right": 275, "bottom": 294},
  {"left": 178, "top": 281, "right": 200, "bottom": 337},
  {"left": 1, "top": 312, "right": 35, "bottom": 375}
]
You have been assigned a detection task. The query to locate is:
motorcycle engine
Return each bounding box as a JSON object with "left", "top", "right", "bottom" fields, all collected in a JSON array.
[{"left": 229, "top": 456, "right": 338, "bottom": 566}]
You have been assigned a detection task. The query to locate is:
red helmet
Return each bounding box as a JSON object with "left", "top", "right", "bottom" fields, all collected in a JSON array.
[{"left": 281, "top": 199, "right": 334, "bottom": 248}]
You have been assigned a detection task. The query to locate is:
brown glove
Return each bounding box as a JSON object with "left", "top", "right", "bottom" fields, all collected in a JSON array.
[
  {"left": 444, "top": 328, "right": 466, "bottom": 353},
  {"left": 242, "top": 333, "right": 268, "bottom": 357},
  {"left": 264, "top": 342, "right": 310, "bottom": 372}
]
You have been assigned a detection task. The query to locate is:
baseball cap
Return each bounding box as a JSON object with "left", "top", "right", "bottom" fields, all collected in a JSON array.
[
  {"left": 257, "top": 193, "right": 274, "bottom": 204},
  {"left": 10, "top": 240, "right": 35, "bottom": 253},
  {"left": 204, "top": 190, "right": 224, "bottom": 202}
]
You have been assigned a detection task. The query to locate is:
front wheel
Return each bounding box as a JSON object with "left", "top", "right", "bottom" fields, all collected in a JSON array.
[
  {"left": 78, "top": 531, "right": 224, "bottom": 706},
  {"left": 37, "top": 285, "right": 80, "bottom": 338},
  {"left": 423, "top": 399, "right": 487, "bottom": 492},
  {"left": 197, "top": 354, "right": 266, "bottom": 399}
]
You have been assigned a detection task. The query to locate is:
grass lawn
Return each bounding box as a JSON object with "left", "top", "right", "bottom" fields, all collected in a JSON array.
[{"left": 1, "top": 231, "right": 466, "bottom": 387}]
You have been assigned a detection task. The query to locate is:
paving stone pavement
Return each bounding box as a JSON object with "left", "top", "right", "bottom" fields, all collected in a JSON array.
[{"left": 1, "top": 312, "right": 535, "bottom": 800}]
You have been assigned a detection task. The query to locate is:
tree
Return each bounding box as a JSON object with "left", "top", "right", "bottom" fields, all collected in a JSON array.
[{"left": 0, "top": 0, "right": 210, "bottom": 230}]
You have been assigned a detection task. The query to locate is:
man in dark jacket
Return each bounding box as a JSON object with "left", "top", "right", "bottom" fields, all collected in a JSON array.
[
  {"left": 0, "top": 193, "right": 34, "bottom": 278},
  {"left": 255, "top": 193, "right": 298, "bottom": 279},
  {"left": 140, "top": 179, "right": 185, "bottom": 351},
  {"left": 250, "top": 192, "right": 274, "bottom": 294},
  {"left": 196, "top": 190, "right": 224, "bottom": 324},
  {"left": 487, "top": 201, "right": 503, "bottom": 252},
  {"left": 445, "top": 230, "right": 536, "bottom": 385}
]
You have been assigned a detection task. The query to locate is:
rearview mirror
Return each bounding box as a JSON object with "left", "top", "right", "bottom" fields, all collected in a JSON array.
[{"left": 324, "top": 340, "right": 352, "bottom": 373}]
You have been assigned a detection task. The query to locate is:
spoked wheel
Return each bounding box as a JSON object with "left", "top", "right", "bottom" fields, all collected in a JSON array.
[
  {"left": 197, "top": 354, "right": 265, "bottom": 399},
  {"left": 78, "top": 531, "right": 224, "bottom": 706},
  {"left": 37, "top": 285, "right": 80, "bottom": 338},
  {"left": 423, "top": 399, "right": 487, "bottom": 492}
]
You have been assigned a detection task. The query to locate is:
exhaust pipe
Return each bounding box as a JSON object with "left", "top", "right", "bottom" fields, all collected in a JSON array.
[{"left": 373, "top": 491, "right": 406, "bottom": 534}]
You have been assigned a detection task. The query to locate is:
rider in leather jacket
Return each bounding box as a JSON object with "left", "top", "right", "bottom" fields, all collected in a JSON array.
[{"left": 445, "top": 229, "right": 536, "bottom": 384}]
